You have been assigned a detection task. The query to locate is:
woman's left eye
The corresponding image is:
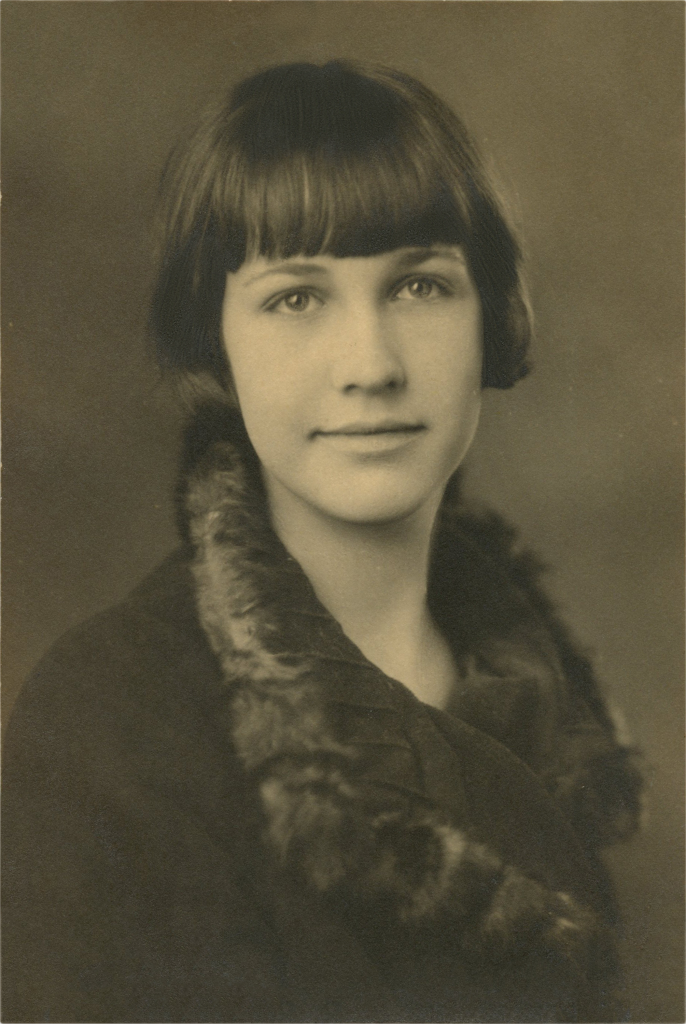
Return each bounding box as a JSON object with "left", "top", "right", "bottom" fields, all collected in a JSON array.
[{"left": 394, "top": 277, "right": 446, "bottom": 301}]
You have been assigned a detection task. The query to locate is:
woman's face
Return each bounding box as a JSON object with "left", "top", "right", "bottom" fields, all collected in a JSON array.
[{"left": 221, "top": 246, "right": 482, "bottom": 526}]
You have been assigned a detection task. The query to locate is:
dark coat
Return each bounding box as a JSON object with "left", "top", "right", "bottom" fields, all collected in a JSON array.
[{"left": 3, "top": 407, "right": 641, "bottom": 1023}]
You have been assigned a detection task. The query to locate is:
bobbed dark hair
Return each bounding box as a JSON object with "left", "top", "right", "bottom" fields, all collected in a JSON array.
[{"left": 151, "top": 60, "right": 531, "bottom": 393}]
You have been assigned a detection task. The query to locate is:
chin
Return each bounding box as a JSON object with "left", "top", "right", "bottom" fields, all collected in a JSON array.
[
  {"left": 316, "top": 486, "right": 434, "bottom": 527},
  {"left": 267, "top": 466, "right": 449, "bottom": 530}
]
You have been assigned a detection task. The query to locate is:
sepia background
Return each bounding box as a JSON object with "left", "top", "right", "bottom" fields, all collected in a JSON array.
[{"left": 3, "top": 3, "right": 684, "bottom": 1020}]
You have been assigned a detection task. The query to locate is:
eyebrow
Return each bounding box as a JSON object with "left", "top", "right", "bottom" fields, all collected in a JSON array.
[
  {"left": 393, "top": 246, "right": 467, "bottom": 270},
  {"left": 241, "top": 247, "right": 466, "bottom": 288},
  {"left": 242, "top": 262, "right": 330, "bottom": 287}
]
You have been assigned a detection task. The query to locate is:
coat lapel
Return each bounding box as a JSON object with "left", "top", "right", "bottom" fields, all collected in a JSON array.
[{"left": 181, "top": 413, "right": 617, "bottom": 998}]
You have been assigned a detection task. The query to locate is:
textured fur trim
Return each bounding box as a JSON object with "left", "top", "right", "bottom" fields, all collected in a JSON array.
[
  {"left": 437, "top": 485, "right": 643, "bottom": 849},
  {"left": 183, "top": 408, "right": 620, "bottom": 983}
]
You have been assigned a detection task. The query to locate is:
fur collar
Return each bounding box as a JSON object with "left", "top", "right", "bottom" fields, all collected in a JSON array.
[{"left": 182, "top": 404, "right": 620, "bottom": 999}]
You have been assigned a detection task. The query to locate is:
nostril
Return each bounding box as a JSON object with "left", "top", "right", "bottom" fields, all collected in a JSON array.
[{"left": 330, "top": 323, "right": 407, "bottom": 393}]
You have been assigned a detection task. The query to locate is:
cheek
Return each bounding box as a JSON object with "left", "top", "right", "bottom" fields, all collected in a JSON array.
[
  {"left": 421, "top": 318, "right": 483, "bottom": 410},
  {"left": 222, "top": 327, "right": 274, "bottom": 449},
  {"left": 224, "top": 339, "right": 308, "bottom": 467},
  {"left": 230, "top": 359, "right": 282, "bottom": 441},
  {"left": 223, "top": 315, "right": 275, "bottom": 407}
]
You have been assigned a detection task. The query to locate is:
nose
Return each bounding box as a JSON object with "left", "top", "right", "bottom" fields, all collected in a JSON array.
[{"left": 329, "top": 305, "right": 405, "bottom": 394}]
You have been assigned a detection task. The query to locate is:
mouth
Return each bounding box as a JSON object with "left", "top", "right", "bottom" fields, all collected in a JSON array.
[
  {"left": 311, "top": 422, "right": 426, "bottom": 457},
  {"left": 314, "top": 421, "right": 426, "bottom": 437}
]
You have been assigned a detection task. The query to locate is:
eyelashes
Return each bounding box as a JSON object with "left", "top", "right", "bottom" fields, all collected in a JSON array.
[
  {"left": 393, "top": 276, "right": 452, "bottom": 301},
  {"left": 263, "top": 275, "right": 453, "bottom": 315},
  {"left": 264, "top": 290, "right": 323, "bottom": 314}
]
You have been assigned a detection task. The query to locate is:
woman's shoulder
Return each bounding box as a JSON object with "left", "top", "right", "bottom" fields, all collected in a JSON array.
[
  {"left": 4, "top": 549, "right": 225, "bottom": 789},
  {"left": 2, "top": 551, "right": 279, "bottom": 1024},
  {"left": 451, "top": 499, "right": 617, "bottom": 722},
  {"left": 437, "top": 491, "right": 643, "bottom": 850},
  {"left": 435, "top": 484, "right": 615, "bottom": 720},
  {"left": 15, "top": 549, "right": 205, "bottom": 682}
]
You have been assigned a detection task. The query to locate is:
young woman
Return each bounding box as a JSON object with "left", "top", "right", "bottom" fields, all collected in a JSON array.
[{"left": 3, "top": 61, "right": 641, "bottom": 1023}]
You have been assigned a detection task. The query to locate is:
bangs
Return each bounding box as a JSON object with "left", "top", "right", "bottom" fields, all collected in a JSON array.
[
  {"left": 212, "top": 63, "right": 474, "bottom": 268},
  {"left": 221, "top": 149, "right": 469, "bottom": 267}
]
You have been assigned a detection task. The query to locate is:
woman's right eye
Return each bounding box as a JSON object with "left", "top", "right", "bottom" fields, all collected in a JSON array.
[{"left": 266, "top": 290, "right": 321, "bottom": 314}]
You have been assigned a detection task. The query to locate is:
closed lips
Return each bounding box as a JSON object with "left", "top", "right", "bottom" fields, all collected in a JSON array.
[{"left": 315, "top": 423, "right": 425, "bottom": 436}]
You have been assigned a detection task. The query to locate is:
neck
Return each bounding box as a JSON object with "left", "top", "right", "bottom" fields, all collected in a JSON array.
[{"left": 266, "top": 481, "right": 454, "bottom": 708}]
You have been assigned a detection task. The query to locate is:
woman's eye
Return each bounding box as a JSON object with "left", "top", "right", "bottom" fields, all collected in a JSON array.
[
  {"left": 267, "top": 290, "right": 320, "bottom": 314},
  {"left": 394, "top": 277, "right": 444, "bottom": 301}
]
